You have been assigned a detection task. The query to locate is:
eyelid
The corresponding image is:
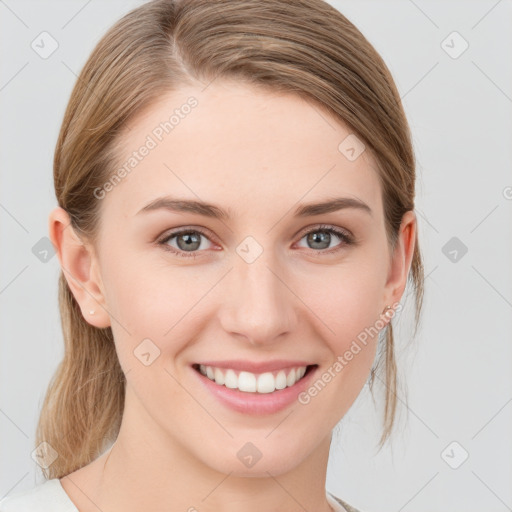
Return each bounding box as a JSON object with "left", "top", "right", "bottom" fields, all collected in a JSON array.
[
  {"left": 295, "top": 223, "right": 353, "bottom": 241},
  {"left": 158, "top": 225, "right": 216, "bottom": 241}
]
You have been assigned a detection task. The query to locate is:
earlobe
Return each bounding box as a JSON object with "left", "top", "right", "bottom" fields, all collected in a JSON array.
[{"left": 48, "top": 206, "right": 111, "bottom": 328}]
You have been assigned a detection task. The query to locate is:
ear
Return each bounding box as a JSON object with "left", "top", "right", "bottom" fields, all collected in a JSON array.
[
  {"left": 382, "top": 210, "right": 417, "bottom": 318},
  {"left": 48, "top": 206, "right": 111, "bottom": 328}
]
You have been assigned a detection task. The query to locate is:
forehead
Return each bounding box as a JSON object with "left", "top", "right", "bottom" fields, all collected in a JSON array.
[{"left": 104, "top": 80, "right": 383, "bottom": 219}]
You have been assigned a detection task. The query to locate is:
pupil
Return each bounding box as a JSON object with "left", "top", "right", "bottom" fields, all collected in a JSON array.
[
  {"left": 308, "top": 231, "right": 330, "bottom": 249},
  {"left": 178, "top": 232, "right": 200, "bottom": 251}
]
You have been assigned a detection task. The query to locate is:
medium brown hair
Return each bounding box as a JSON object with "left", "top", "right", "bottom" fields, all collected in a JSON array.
[{"left": 37, "top": 0, "right": 424, "bottom": 479}]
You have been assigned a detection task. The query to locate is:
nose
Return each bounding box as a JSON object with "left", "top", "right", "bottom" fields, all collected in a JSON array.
[{"left": 218, "top": 249, "right": 298, "bottom": 347}]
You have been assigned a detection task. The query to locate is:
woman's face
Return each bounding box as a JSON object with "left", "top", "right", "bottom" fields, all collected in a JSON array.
[{"left": 71, "top": 80, "right": 413, "bottom": 476}]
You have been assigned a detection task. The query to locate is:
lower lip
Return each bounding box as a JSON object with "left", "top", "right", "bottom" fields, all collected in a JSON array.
[{"left": 193, "top": 365, "right": 318, "bottom": 415}]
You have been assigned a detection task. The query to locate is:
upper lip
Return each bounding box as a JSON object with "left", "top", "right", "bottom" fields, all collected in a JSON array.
[{"left": 194, "top": 360, "right": 315, "bottom": 373}]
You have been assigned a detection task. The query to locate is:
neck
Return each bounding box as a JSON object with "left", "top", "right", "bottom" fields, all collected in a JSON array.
[{"left": 84, "top": 389, "right": 335, "bottom": 512}]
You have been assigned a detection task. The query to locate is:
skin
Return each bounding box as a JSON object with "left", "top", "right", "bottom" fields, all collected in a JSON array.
[{"left": 49, "top": 79, "right": 416, "bottom": 512}]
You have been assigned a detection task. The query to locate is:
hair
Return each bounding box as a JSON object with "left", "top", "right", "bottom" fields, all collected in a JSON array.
[{"left": 36, "top": 0, "right": 424, "bottom": 480}]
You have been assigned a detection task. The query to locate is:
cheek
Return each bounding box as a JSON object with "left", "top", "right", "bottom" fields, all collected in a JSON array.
[
  {"left": 101, "top": 251, "right": 211, "bottom": 364},
  {"left": 300, "top": 257, "right": 387, "bottom": 349},
  {"left": 295, "top": 266, "right": 386, "bottom": 417},
  {"left": 101, "top": 244, "right": 185, "bottom": 325},
  {"left": 294, "top": 256, "right": 387, "bottom": 411}
]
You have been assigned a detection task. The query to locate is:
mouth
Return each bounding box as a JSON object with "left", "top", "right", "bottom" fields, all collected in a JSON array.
[{"left": 192, "top": 363, "right": 317, "bottom": 394}]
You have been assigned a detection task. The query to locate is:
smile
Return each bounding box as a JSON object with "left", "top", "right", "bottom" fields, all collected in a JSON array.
[
  {"left": 195, "top": 364, "right": 310, "bottom": 393},
  {"left": 192, "top": 361, "right": 319, "bottom": 414}
]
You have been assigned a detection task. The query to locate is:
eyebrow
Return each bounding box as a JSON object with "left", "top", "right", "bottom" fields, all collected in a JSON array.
[{"left": 137, "top": 196, "right": 372, "bottom": 219}]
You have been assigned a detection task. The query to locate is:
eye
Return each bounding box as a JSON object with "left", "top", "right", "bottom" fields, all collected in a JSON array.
[
  {"left": 295, "top": 224, "right": 354, "bottom": 254},
  {"left": 157, "top": 224, "right": 355, "bottom": 259},
  {"left": 157, "top": 228, "right": 214, "bottom": 258}
]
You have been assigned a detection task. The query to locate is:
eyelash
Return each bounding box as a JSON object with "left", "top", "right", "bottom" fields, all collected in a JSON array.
[{"left": 157, "top": 224, "right": 355, "bottom": 259}]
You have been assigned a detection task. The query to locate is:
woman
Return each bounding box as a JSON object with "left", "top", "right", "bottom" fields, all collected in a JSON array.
[{"left": 0, "top": 0, "right": 423, "bottom": 510}]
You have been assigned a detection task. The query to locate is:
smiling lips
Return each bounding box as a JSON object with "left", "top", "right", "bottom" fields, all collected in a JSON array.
[
  {"left": 198, "top": 364, "right": 308, "bottom": 394},
  {"left": 193, "top": 361, "right": 318, "bottom": 414}
]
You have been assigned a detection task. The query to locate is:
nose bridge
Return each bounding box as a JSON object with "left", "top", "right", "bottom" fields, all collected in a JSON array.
[{"left": 219, "top": 240, "right": 296, "bottom": 344}]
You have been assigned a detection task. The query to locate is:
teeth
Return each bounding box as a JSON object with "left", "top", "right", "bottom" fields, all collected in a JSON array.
[
  {"left": 238, "top": 371, "right": 257, "bottom": 392},
  {"left": 257, "top": 372, "right": 275, "bottom": 393},
  {"left": 224, "top": 369, "right": 237, "bottom": 389},
  {"left": 286, "top": 368, "right": 296, "bottom": 387},
  {"left": 275, "top": 370, "right": 287, "bottom": 390},
  {"left": 197, "top": 365, "right": 308, "bottom": 393},
  {"left": 214, "top": 367, "right": 225, "bottom": 385}
]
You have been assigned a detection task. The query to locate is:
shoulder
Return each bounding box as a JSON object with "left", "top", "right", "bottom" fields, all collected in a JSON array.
[
  {"left": 327, "top": 491, "right": 364, "bottom": 512},
  {"left": 0, "top": 479, "right": 78, "bottom": 512}
]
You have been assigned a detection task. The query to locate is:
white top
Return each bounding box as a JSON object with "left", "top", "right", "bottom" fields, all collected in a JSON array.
[
  {"left": 0, "top": 478, "right": 358, "bottom": 511},
  {"left": 0, "top": 479, "right": 78, "bottom": 511}
]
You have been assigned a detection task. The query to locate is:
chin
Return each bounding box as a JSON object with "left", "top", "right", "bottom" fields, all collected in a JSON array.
[{"left": 197, "top": 438, "right": 317, "bottom": 478}]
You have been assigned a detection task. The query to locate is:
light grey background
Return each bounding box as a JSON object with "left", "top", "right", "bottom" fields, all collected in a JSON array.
[{"left": 1, "top": 1, "right": 511, "bottom": 511}]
